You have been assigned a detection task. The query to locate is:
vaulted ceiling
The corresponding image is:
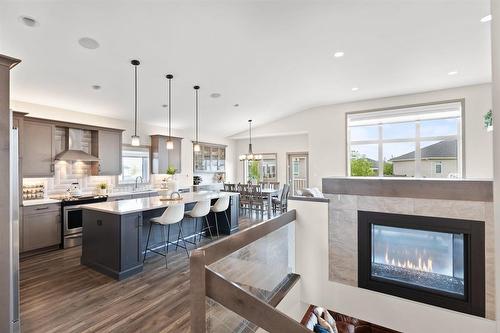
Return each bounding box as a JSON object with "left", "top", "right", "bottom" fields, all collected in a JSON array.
[{"left": 0, "top": 0, "right": 491, "bottom": 137}]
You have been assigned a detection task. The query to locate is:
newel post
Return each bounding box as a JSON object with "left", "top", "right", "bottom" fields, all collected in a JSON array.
[{"left": 190, "top": 249, "right": 207, "bottom": 333}]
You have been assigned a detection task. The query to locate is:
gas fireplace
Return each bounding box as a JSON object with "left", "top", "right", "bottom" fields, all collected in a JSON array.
[{"left": 358, "top": 211, "right": 485, "bottom": 317}]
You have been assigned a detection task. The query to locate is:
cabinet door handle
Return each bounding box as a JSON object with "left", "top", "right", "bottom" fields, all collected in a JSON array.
[
  {"left": 36, "top": 207, "right": 49, "bottom": 210},
  {"left": 97, "top": 220, "right": 103, "bottom": 226},
  {"left": 50, "top": 164, "right": 55, "bottom": 173}
]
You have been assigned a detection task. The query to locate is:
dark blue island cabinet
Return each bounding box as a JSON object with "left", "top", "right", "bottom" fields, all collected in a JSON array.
[{"left": 80, "top": 193, "right": 239, "bottom": 280}]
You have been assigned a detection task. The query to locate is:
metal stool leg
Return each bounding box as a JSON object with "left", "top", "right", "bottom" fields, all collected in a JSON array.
[
  {"left": 166, "top": 224, "right": 171, "bottom": 253},
  {"left": 214, "top": 212, "right": 220, "bottom": 238},
  {"left": 224, "top": 211, "right": 231, "bottom": 233},
  {"left": 178, "top": 222, "right": 190, "bottom": 257},
  {"left": 143, "top": 221, "right": 153, "bottom": 263},
  {"left": 162, "top": 224, "right": 168, "bottom": 268}
]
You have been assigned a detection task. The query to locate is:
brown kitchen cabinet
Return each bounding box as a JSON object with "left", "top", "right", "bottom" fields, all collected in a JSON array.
[
  {"left": 92, "top": 129, "right": 123, "bottom": 176},
  {"left": 21, "top": 203, "right": 61, "bottom": 252},
  {"left": 150, "top": 135, "right": 182, "bottom": 174},
  {"left": 23, "top": 119, "right": 56, "bottom": 177}
]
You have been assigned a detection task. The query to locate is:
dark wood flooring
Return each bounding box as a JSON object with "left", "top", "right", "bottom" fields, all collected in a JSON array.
[{"left": 20, "top": 216, "right": 263, "bottom": 333}]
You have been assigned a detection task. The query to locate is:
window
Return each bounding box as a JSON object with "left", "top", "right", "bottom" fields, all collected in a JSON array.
[
  {"left": 243, "top": 153, "right": 277, "bottom": 183},
  {"left": 119, "top": 146, "right": 150, "bottom": 184},
  {"left": 347, "top": 101, "right": 462, "bottom": 178}
]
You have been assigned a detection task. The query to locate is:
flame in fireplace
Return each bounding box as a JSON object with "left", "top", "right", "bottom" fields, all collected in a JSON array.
[{"left": 384, "top": 249, "right": 433, "bottom": 272}]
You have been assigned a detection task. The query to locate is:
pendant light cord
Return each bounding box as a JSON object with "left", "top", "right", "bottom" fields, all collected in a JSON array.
[
  {"left": 168, "top": 76, "right": 172, "bottom": 140},
  {"left": 195, "top": 87, "right": 199, "bottom": 143}
]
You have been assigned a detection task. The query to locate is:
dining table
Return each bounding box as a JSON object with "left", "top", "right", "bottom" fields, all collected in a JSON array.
[{"left": 261, "top": 188, "right": 280, "bottom": 217}]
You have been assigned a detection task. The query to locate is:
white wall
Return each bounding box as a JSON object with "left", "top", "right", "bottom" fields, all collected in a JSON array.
[
  {"left": 290, "top": 199, "right": 497, "bottom": 333},
  {"left": 233, "top": 84, "right": 493, "bottom": 188},
  {"left": 11, "top": 100, "right": 236, "bottom": 188},
  {"left": 490, "top": 0, "right": 500, "bottom": 330},
  {"left": 235, "top": 134, "right": 308, "bottom": 185}
]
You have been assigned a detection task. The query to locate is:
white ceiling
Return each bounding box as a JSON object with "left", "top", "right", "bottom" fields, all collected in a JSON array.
[{"left": 0, "top": 0, "right": 492, "bottom": 137}]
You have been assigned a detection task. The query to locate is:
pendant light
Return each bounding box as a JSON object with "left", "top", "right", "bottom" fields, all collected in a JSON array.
[
  {"left": 239, "top": 120, "right": 262, "bottom": 161},
  {"left": 166, "top": 74, "right": 174, "bottom": 150},
  {"left": 130, "top": 60, "right": 141, "bottom": 146},
  {"left": 193, "top": 85, "right": 201, "bottom": 152}
]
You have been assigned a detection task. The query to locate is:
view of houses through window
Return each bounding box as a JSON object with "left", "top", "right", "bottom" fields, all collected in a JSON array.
[
  {"left": 119, "top": 146, "right": 150, "bottom": 184},
  {"left": 347, "top": 102, "right": 462, "bottom": 178}
]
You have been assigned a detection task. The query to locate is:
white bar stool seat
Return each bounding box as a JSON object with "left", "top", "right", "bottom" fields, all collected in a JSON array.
[
  {"left": 143, "top": 203, "right": 187, "bottom": 268},
  {"left": 210, "top": 195, "right": 231, "bottom": 237},
  {"left": 184, "top": 199, "right": 211, "bottom": 244}
]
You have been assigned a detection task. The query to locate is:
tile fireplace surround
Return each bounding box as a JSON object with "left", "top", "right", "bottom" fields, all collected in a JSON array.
[{"left": 322, "top": 177, "right": 495, "bottom": 319}]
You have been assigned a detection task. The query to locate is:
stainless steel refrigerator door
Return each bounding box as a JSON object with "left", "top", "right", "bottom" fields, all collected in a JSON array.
[{"left": 10, "top": 126, "right": 20, "bottom": 333}]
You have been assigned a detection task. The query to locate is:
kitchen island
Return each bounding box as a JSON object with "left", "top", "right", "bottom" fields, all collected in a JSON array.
[{"left": 80, "top": 191, "right": 240, "bottom": 280}]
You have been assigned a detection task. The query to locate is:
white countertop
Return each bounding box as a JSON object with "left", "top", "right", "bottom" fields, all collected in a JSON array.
[
  {"left": 106, "top": 189, "right": 159, "bottom": 198},
  {"left": 81, "top": 191, "right": 239, "bottom": 215},
  {"left": 22, "top": 198, "right": 61, "bottom": 206}
]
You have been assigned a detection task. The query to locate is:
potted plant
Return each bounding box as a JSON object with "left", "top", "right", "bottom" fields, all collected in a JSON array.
[
  {"left": 97, "top": 182, "right": 108, "bottom": 195},
  {"left": 166, "top": 166, "right": 178, "bottom": 194},
  {"left": 484, "top": 109, "right": 493, "bottom": 132}
]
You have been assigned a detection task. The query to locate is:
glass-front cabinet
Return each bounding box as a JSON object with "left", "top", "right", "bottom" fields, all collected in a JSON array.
[{"left": 193, "top": 142, "right": 227, "bottom": 173}]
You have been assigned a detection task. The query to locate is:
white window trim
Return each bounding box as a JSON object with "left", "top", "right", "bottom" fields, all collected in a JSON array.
[{"left": 346, "top": 100, "right": 464, "bottom": 178}]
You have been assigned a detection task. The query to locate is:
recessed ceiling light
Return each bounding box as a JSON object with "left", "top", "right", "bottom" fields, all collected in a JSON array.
[
  {"left": 210, "top": 93, "right": 221, "bottom": 98},
  {"left": 19, "top": 16, "right": 38, "bottom": 27},
  {"left": 78, "top": 37, "right": 100, "bottom": 49},
  {"left": 234, "top": 104, "right": 239, "bottom": 107},
  {"left": 334, "top": 51, "right": 345, "bottom": 58},
  {"left": 480, "top": 14, "right": 492, "bottom": 23},
  {"left": 448, "top": 70, "right": 458, "bottom": 76},
  {"left": 92, "top": 85, "right": 101, "bottom": 90},
  {"left": 351, "top": 87, "right": 359, "bottom": 91},
  {"left": 162, "top": 104, "right": 168, "bottom": 108}
]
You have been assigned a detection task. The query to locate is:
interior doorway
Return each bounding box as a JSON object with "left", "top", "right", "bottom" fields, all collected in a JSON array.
[{"left": 287, "top": 152, "right": 309, "bottom": 195}]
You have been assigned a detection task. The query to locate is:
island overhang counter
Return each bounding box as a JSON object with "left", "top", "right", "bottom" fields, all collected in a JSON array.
[{"left": 80, "top": 191, "right": 240, "bottom": 280}]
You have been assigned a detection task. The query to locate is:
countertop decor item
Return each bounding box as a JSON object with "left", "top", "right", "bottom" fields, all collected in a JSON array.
[
  {"left": 22, "top": 184, "right": 45, "bottom": 200},
  {"left": 193, "top": 85, "right": 201, "bottom": 152},
  {"left": 166, "top": 166, "right": 178, "bottom": 195},
  {"left": 97, "top": 182, "right": 108, "bottom": 195},
  {"left": 166, "top": 74, "right": 174, "bottom": 150},
  {"left": 239, "top": 120, "right": 262, "bottom": 161}
]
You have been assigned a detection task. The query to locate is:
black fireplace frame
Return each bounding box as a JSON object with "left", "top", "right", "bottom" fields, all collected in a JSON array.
[{"left": 358, "top": 211, "right": 485, "bottom": 317}]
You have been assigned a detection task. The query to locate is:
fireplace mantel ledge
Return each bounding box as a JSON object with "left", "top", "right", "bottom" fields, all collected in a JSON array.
[{"left": 322, "top": 177, "right": 493, "bottom": 202}]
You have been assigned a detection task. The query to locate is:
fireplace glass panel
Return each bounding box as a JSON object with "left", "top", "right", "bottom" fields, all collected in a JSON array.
[{"left": 371, "top": 225, "right": 464, "bottom": 297}]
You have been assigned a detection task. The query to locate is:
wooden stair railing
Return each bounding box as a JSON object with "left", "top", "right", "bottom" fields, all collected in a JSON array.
[{"left": 190, "top": 210, "right": 309, "bottom": 333}]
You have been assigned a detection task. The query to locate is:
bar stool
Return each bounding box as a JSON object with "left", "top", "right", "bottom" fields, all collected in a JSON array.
[
  {"left": 143, "top": 203, "right": 187, "bottom": 268},
  {"left": 184, "top": 199, "right": 211, "bottom": 243},
  {"left": 211, "top": 195, "right": 231, "bottom": 237}
]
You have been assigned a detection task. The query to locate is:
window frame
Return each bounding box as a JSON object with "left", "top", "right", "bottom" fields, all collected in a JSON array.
[
  {"left": 119, "top": 144, "right": 151, "bottom": 185},
  {"left": 242, "top": 153, "right": 278, "bottom": 183},
  {"left": 345, "top": 99, "right": 465, "bottom": 179}
]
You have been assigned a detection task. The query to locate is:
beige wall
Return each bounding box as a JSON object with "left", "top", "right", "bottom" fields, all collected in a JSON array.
[
  {"left": 233, "top": 84, "right": 493, "bottom": 188},
  {"left": 11, "top": 100, "right": 236, "bottom": 189},
  {"left": 393, "top": 159, "right": 458, "bottom": 178}
]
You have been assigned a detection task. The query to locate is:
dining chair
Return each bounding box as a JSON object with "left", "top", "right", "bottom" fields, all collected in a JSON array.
[{"left": 273, "top": 184, "right": 290, "bottom": 214}]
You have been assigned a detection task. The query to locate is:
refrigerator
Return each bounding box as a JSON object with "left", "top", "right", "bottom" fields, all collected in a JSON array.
[{"left": 9, "top": 113, "right": 20, "bottom": 332}]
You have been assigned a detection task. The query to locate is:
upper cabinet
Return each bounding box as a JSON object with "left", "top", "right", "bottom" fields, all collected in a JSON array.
[
  {"left": 150, "top": 135, "right": 182, "bottom": 174},
  {"left": 91, "top": 129, "right": 123, "bottom": 175},
  {"left": 193, "top": 143, "right": 226, "bottom": 173},
  {"left": 23, "top": 119, "right": 56, "bottom": 177}
]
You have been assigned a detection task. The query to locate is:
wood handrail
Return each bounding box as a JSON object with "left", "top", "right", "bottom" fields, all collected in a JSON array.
[
  {"left": 190, "top": 210, "right": 303, "bottom": 333},
  {"left": 205, "top": 268, "right": 309, "bottom": 333},
  {"left": 196, "top": 209, "right": 296, "bottom": 265}
]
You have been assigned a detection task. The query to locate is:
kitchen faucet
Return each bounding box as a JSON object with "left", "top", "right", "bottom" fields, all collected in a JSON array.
[{"left": 134, "top": 176, "right": 144, "bottom": 191}]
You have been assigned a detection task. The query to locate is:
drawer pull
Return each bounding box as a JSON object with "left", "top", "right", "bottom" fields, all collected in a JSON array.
[
  {"left": 36, "top": 207, "right": 49, "bottom": 210},
  {"left": 97, "top": 220, "right": 103, "bottom": 226}
]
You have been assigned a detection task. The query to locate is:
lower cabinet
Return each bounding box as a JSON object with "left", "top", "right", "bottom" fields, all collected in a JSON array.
[{"left": 22, "top": 204, "right": 61, "bottom": 252}]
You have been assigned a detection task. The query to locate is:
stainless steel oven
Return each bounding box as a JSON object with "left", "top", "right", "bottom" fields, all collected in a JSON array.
[{"left": 61, "top": 195, "right": 107, "bottom": 248}]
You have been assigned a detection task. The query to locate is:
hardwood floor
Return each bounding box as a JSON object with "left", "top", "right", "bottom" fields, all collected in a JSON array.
[{"left": 20, "top": 215, "right": 264, "bottom": 333}]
